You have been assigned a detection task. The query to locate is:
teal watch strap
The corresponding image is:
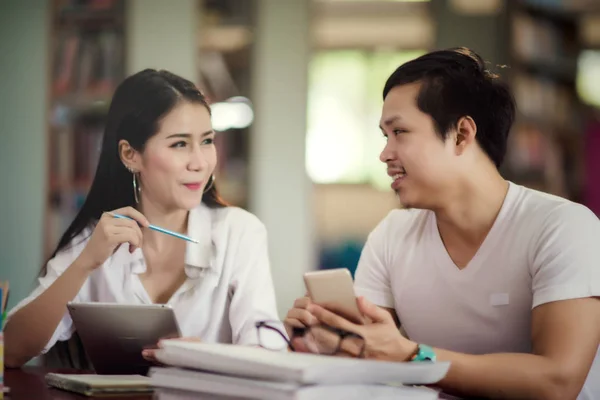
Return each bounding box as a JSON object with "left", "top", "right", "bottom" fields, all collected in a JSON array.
[{"left": 410, "top": 344, "right": 436, "bottom": 362}]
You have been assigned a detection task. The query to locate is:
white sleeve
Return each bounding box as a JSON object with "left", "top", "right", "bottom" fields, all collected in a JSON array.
[
  {"left": 530, "top": 203, "right": 600, "bottom": 309},
  {"left": 228, "top": 219, "right": 286, "bottom": 348},
  {"left": 354, "top": 216, "right": 395, "bottom": 308},
  {"left": 6, "top": 236, "right": 88, "bottom": 354}
]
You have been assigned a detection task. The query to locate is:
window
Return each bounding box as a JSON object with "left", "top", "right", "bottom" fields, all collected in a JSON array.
[
  {"left": 577, "top": 50, "right": 600, "bottom": 109},
  {"left": 306, "top": 49, "right": 425, "bottom": 189}
]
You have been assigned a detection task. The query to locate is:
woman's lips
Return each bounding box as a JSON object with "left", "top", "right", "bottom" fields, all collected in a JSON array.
[{"left": 183, "top": 182, "right": 202, "bottom": 191}]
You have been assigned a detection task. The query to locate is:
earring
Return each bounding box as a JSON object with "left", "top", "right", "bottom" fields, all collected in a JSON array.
[
  {"left": 203, "top": 174, "right": 215, "bottom": 193},
  {"left": 132, "top": 172, "right": 141, "bottom": 204},
  {"left": 124, "top": 164, "right": 141, "bottom": 203}
]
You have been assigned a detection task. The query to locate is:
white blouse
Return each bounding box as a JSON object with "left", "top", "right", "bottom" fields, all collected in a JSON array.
[{"left": 9, "top": 203, "right": 286, "bottom": 353}]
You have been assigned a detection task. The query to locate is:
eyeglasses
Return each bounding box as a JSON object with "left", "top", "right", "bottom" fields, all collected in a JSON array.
[{"left": 255, "top": 320, "right": 366, "bottom": 357}]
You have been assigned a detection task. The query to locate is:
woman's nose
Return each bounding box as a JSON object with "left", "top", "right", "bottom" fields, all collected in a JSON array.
[{"left": 188, "top": 145, "right": 209, "bottom": 171}]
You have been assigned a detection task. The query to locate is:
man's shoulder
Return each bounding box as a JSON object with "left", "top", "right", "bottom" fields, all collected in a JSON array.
[
  {"left": 516, "top": 183, "right": 574, "bottom": 210},
  {"left": 512, "top": 183, "right": 597, "bottom": 229},
  {"left": 508, "top": 184, "right": 599, "bottom": 268}
]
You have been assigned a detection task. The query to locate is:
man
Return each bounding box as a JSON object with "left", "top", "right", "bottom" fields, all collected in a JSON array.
[{"left": 285, "top": 48, "right": 600, "bottom": 400}]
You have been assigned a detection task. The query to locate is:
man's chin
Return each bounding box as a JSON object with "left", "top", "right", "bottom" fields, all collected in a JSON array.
[{"left": 395, "top": 192, "right": 417, "bottom": 210}]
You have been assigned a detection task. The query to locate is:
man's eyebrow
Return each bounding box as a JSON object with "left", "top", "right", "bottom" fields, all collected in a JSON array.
[{"left": 378, "top": 115, "right": 401, "bottom": 130}]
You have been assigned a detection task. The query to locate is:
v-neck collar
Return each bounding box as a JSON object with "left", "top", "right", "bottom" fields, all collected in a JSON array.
[{"left": 428, "top": 182, "right": 517, "bottom": 279}]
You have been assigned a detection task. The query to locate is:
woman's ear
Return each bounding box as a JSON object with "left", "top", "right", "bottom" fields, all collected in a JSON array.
[
  {"left": 454, "top": 116, "right": 477, "bottom": 155},
  {"left": 118, "top": 140, "right": 141, "bottom": 172}
]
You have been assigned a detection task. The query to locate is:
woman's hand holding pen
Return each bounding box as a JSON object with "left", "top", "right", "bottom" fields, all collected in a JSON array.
[{"left": 77, "top": 206, "right": 149, "bottom": 271}]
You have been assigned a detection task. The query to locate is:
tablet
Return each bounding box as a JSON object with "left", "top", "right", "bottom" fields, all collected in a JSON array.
[{"left": 67, "top": 302, "right": 181, "bottom": 375}]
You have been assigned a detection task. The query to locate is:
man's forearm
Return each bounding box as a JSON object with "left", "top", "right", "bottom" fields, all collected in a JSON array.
[{"left": 432, "top": 348, "right": 579, "bottom": 400}]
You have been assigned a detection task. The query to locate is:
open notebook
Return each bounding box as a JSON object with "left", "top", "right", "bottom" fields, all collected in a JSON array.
[
  {"left": 149, "top": 367, "right": 441, "bottom": 400},
  {"left": 154, "top": 340, "right": 450, "bottom": 385},
  {"left": 45, "top": 373, "right": 153, "bottom": 397}
]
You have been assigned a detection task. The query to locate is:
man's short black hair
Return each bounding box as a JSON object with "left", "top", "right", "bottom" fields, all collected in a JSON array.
[{"left": 383, "top": 47, "right": 516, "bottom": 168}]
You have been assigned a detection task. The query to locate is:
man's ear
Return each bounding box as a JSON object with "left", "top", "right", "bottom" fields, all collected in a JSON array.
[
  {"left": 118, "top": 140, "right": 141, "bottom": 172},
  {"left": 454, "top": 116, "right": 477, "bottom": 155}
]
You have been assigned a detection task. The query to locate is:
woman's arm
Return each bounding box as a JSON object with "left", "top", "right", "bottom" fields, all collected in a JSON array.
[
  {"left": 5, "top": 207, "right": 146, "bottom": 367},
  {"left": 227, "top": 215, "right": 285, "bottom": 348},
  {"left": 4, "top": 256, "right": 93, "bottom": 367}
]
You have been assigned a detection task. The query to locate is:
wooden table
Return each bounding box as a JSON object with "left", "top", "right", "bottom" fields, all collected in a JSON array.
[{"left": 4, "top": 367, "right": 153, "bottom": 400}]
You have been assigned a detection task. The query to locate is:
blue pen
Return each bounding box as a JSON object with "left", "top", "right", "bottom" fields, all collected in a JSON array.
[{"left": 109, "top": 213, "right": 199, "bottom": 244}]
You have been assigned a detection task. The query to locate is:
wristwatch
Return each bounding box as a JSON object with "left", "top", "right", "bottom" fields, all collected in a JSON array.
[{"left": 410, "top": 344, "right": 436, "bottom": 362}]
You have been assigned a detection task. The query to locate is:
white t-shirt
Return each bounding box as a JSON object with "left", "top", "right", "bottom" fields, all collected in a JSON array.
[
  {"left": 9, "top": 203, "right": 286, "bottom": 354},
  {"left": 354, "top": 182, "right": 600, "bottom": 400}
]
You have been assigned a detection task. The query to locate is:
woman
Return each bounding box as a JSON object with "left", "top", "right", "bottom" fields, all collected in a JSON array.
[{"left": 5, "top": 69, "right": 283, "bottom": 367}]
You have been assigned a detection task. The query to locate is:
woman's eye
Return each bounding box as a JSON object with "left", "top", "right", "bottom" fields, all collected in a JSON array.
[
  {"left": 170, "top": 141, "right": 187, "bottom": 148},
  {"left": 393, "top": 129, "right": 408, "bottom": 135},
  {"left": 202, "top": 138, "right": 214, "bottom": 145}
]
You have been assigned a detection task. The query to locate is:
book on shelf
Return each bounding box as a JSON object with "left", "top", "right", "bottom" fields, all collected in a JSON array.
[
  {"left": 52, "top": 30, "right": 123, "bottom": 99},
  {"left": 512, "top": 72, "right": 577, "bottom": 131},
  {"left": 50, "top": 124, "right": 102, "bottom": 201},
  {"left": 55, "top": 0, "right": 121, "bottom": 15},
  {"left": 72, "top": 123, "right": 102, "bottom": 186}
]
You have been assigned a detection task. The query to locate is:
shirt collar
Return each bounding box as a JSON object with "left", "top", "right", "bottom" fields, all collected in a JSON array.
[
  {"left": 123, "top": 203, "right": 216, "bottom": 276},
  {"left": 184, "top": 203, "right": 214, "bottom": 270}
]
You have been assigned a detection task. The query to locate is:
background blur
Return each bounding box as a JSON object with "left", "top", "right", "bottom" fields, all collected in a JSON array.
[{"left": 1, "top": 0, "right": 600, "bottom": 319}]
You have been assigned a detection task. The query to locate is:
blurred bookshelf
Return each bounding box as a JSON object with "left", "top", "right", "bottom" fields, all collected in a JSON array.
[
  {"left": 503, "top": 0, "right": 590, "bottom": 202},
  {"left": 197, "top": 0, "right": 256, "bottom": 209},
  {"left": 45, "top": 0, "right": 125, "bottom": 256}
]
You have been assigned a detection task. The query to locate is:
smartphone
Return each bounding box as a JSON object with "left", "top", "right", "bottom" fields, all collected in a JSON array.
[{"left": 303, "top": 268, "right": 363, "bottom": 324}]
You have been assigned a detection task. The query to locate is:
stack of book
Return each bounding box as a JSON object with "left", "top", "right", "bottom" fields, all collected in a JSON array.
[{"left": 148, "top": 340, "right": 450, "bottom": 399}]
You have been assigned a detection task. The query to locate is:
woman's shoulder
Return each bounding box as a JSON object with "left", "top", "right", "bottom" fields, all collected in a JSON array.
[
  {"left": 55, "top": 226, "right": 94, "bottom": 254},
  {"left": 189, "top": 203, "right": 266, "bottom": 241},
  {"left": 210, "top": 205, "right": 265, "bottom": 232},
  {"left": 46, "top": 225, "right": 95, "bottom": 273}
]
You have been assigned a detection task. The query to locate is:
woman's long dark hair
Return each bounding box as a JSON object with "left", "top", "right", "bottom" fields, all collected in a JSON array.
[{"left": 47, "top": 69, "right": 226, "bottom": 268}]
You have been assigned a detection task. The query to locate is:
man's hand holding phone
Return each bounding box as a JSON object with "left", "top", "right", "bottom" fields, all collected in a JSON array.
[
  {"left": 284, "top": 295, "right": 317, "bottom": 337},
  {"left": 283, "top": 268, "right": 371, "bottom": 354}
]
